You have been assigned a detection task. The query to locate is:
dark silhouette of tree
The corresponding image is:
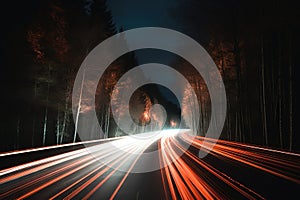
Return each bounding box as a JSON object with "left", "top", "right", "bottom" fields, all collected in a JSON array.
[
  {"left": 173, "top": 0, "right": 299, "bottom": 151},
  {"left": 0, "top": 0, "right": 143, "bottom": 151}
]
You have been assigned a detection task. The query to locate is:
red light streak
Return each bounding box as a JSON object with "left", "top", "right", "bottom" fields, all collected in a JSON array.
[{"left": 0, "top": 130, "right": 299, "bottom": 199}]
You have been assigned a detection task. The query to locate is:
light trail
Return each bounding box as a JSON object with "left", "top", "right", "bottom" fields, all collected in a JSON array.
[
  {"left": 159, "top": 132, "right": 300, "bottom": 199},
  {"left": 180, "top": 133, "right": 300, "bottom": 184},
  {"left": 0, "top": 130, "right": 177, "bottom": 199},
  {"left": 0, "top": 137, "right": 118, "bottom": 157},
  {"left": 0, "top": 129, "right": 299, "bottom": 199}
]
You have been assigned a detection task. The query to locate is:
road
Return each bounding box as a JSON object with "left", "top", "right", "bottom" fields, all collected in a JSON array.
[{"left": 0, "top": 129, "right": 299, "bottom": 199}]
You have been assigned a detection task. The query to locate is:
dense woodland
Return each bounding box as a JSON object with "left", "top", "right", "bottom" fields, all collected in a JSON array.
[
  {"left": 175, "top": 0, "right": 299, "bottom": 151},
  {"left": 1, "top": 0, "right": 299, "bottom": 152}
]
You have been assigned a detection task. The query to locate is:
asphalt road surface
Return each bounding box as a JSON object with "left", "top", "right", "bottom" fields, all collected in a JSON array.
[{"left": 1, "top": 129, "right": 299, "bottom": 199}]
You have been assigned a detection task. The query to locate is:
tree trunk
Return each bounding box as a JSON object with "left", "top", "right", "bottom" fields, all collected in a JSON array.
[
  {"left": 104, "top": 104, "right": 110, "bottom": 138},
  {"left": 235, "top": 112, "right": 238, "bottom": 141},
  {"left": 56, "top": 108, "right": 60, "bottom": 145},
  {"left": 74, "top": 69, "right": 85, "bottom": 143},
  {"left": 32, "top": 81, "right": 37, "bottom": 147},
  {"left": 289, "top": 35, "right": 293, "bottom": 151},
  {"left": 261, "top": 36, "right": 268, "bottom": 146},
  {"left": 278, "top": 35, "right": 283, "bottom": 148},
  {"left": 16, "top": 115, "right": 20, "bottom": 149},
  {"left": 60, "top": 87, "right": 70, "bottom": 144},
  {"left": 32, "top": 119, "right": 35, "bottom": 147},
  {"left": 227, "top": 99, "right": 231, "bottom": 141},
  {"left": 233, "top": 37, "right": 243, "bottom": 142},
  {"left": 42, "top": 81, "right": 50, "bottom": 146}
]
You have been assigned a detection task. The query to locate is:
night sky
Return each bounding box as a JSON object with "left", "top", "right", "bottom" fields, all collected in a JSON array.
[
  {"left": 106, "top": 0, "right": 184, "bottom": 65},
  {"left": 107, "top": 0, "right": 180, "bottom": 30}
]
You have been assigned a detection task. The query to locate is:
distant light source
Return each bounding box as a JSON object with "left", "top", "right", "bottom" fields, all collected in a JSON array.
[
  {"left": 170, "top": 120, "right": 177, "bottom": 128},
  {"left": 143, "top": 112, "right": 150, "bottom": 121}
]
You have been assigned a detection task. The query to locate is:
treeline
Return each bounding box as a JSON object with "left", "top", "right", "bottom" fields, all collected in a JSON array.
[
  {"left": 175, "top": 0, "right": 299, "bottom": 151},
  {"left": 0, "top": 0, "right": 152, "bottom": 152}
]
